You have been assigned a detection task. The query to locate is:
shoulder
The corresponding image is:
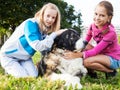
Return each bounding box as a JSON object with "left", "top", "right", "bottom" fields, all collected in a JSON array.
[
  {"left": 107, "top": 24, "right": 116, "bottom": 36},
  {"left": 104, "top": 28, "right": 116, "bottom": 40},
  {"left": 25, "top": 18, "right": 38, "bottom": 24},
  {"left": 25, "top": 18, "right": 39, "bottom": 29},
  {"left": 109, "top": 24, "right": 115, "bottom": 31}
]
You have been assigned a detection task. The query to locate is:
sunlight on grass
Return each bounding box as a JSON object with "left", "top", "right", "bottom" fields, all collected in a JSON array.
[{"left": 32, "top": 51, "right": 41, "bottom": 64}]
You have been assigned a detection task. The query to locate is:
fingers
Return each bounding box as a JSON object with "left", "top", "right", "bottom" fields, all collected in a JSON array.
[
  {"left": 60, "top": 28, "right": 68, "bottom": 31},
  {"left": 55, "top": 29, "right": 67, "bottom": 36},
  {"left": 63, "top": 51, "right": 73, "bottom": 60}
]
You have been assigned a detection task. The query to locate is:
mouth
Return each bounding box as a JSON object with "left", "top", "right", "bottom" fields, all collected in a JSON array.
[{"left": 45, "top": 22, "right": 51, "bottom": 27}]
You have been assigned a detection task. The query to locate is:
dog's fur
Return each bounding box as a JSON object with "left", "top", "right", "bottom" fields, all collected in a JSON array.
[
  {"left": 48, "top": 72, "right": 82, "bottom": 89},
  {"left": 37, "top": 29, "right": 87, "bottom": 89},
  {"left": 51, "top": 48, "right": 87, "bottom": 77}
]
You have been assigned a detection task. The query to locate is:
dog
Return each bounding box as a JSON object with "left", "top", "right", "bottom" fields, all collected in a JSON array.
[{"left": 36, "top": 29, "right": 87, "bottom": 89}]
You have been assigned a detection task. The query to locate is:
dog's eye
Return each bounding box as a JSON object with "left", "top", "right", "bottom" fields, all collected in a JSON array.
[{"left": 70, "top": 37, "right": 73, "bottom": 40}]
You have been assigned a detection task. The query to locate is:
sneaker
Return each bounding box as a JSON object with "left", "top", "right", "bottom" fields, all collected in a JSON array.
[
  {"left": 105, "top": 69, "right": 117, "bottom": 79},
  {"left": 87, "top": 70, "right": 98, "bottom": 78}
]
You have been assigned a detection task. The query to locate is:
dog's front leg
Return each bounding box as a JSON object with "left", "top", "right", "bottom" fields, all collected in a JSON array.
[
  {"left": 80, "top": 66, "right": 88, "bottom": 76},
  {"left": 56, "top": 66, "right": 67, "bottom": 74}
]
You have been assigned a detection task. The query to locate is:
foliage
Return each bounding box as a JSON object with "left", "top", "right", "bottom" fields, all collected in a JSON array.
[
  {"left": 0, "top": 27, "right": 12, "bottom": 46},
  {"left": 0, "top": 0, "right": 41, "bottom": 30},
  {"left": 0, "top": 52, "right": 120, "bottom": 90},
  {"left": 118, "top": 34, "right": 120, "bottom": 44},
  {"left": 0, "top": 27, "right": 6, "bottom": 37},
  {"left": 0, "top": 0, "right": 82, "bottom": 33}
]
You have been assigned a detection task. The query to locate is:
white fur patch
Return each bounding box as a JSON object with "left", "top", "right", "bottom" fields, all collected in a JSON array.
[
  {"left": 57, "top": 57, "right": 87, "bottom": 76},
  {"left": 49, "top": 72, "right": 82, "bottom": 89},
  {"left": 75, "top": 38, "right": 84, "bottom": 51}
]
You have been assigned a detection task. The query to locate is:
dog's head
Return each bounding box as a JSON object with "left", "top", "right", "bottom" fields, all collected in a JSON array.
[{"left": 53, "top": 29, "right": 80, "bottom": 51}]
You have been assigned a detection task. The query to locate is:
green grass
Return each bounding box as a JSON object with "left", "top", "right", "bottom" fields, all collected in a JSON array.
[{"left": 0, "top": 52, "right": 120, "bottom": 90}]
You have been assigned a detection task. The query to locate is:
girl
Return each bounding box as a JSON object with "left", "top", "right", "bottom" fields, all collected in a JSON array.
[
  {"left": 0, "top": 3, "right": 66, "bottom": 78},
  {"left": 64, "top": 0, "right": 120, "bottom": 78}
]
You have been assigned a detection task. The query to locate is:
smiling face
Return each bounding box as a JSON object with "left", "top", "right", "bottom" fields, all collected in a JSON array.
[
  {"left": 43, "top": 8, "right": 57, "bottom": 28},
  {"left": 93, "top": 5, "right": 112, "bottom": 29}
]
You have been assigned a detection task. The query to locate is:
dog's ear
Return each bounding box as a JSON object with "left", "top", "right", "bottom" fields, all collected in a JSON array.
[
  {"left": 54, "top": 35, "right": 65, "bottom": 49},
  {"left": 36, "top": 58, "right": 47, "bottom": 77}
]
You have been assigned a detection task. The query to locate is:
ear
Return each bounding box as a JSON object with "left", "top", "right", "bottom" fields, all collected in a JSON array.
[{"left": 108, "top": 16, "right": 112, "bottom": 23}]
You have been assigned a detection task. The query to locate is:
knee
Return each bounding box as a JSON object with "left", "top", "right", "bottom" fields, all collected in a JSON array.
[{"left": 83, "top": 59, "right": 91, "bottom": 67}]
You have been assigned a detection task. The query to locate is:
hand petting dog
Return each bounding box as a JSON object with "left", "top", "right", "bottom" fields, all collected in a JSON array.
[{"left": 63, "top": 51, "right": 83, "bottom": 60}]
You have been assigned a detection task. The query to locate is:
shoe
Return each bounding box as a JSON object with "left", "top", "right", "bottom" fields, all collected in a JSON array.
[
  {"left": 105, "top": 69, "right": 117, "bottom": 79},
  {"left": 87, "top": 70, "right": 98, "bottom": 78}
]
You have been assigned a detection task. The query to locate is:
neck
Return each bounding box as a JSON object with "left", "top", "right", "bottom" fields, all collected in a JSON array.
[{"left": 43, "top": 26, "right": 51, "bottom": 34}]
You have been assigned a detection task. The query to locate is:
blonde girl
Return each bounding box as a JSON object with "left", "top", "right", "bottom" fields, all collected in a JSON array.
[{"left": 0, "top": 3, "right": 65, "bottom": 78}]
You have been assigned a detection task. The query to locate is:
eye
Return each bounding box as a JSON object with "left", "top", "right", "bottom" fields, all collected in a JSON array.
[
  {"left": 47, "top": 14, "right": 50, "bottom": 18},
  {"left": 52, "top": 17, "right": 55, "bottom": 19},
  {"left": 100, "top": 14, "right": 105, "bottom": 17},
  {"left": 94, "top": 12, "right": 97, "bottom": 16}
]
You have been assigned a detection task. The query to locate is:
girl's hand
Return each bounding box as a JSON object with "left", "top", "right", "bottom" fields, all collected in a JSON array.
[
  {"left": 63, "top": 51, "right": 83, "bottom": 60},
  {"left": 55, "top": 29, "right": 67, "bottom": 36}
]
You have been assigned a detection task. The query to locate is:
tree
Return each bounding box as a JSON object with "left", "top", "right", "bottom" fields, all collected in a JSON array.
[
  {"left": 0, "top": 0, "right": 83, "bottom": 33},
  {"left": 0, "top": 0, "right": 41, "bottom": 31}
]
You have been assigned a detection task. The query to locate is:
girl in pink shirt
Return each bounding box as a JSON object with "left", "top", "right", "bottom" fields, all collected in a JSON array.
[{"left": 64, "top": 0, "right": 120, "bottom": 78}]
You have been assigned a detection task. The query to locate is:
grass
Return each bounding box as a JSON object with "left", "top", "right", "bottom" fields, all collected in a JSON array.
[{"left": 0, "top": 52, "right": 120, "bottom": 90}]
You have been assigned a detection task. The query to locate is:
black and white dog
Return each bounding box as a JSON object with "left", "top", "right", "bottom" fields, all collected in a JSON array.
[{"left": 36, "top": 29, "right": 87, "bottom": 89}]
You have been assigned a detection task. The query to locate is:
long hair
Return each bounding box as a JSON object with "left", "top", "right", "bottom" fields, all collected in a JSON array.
[{"left": 34, "top": 3, "right": 61, "bottom": 33}]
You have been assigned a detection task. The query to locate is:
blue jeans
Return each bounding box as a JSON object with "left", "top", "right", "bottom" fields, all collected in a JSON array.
[{"left": 109, "top": 56, "right": 120, "bottom": 69}]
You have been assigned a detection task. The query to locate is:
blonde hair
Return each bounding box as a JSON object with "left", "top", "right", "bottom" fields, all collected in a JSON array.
[{"left": 34, "top": 3, "right": 61, "bottom": 33}]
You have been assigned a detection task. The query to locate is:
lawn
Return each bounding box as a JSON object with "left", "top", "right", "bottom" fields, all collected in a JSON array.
[{"left": 0, "top": 52, "right": 120, "bottom": 90}]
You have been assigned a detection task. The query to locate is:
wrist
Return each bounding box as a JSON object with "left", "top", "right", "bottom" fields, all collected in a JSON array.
[{"left": 77, "top": 52, "right": 83, "bottom": 58}]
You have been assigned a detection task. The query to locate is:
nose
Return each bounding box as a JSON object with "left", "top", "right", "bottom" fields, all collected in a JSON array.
[{"left": 48, "top": 17, "right": 53, "bottom": 22}]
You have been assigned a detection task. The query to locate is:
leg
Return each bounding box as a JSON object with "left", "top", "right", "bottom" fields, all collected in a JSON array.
[
  {"left": 56, "top": 66, "right": 67, "bottom": 74},
  {"left": 20, "top": 58, "right": 38, "bottom": 77},
  {"left": 83, "top": 54, "right": 113, "bottom": 73},
  {"left": 0, "top": 56, "right": 29, "bottom": 78}
]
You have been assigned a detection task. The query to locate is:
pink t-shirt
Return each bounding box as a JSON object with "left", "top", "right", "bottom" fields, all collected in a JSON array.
[{"left": 83, "top": 23, "right": 120, "bottom": 60}]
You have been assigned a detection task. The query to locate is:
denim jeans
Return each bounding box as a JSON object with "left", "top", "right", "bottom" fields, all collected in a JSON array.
[{"left": 109, "top": 56, "right": 120, "bottom": 69}]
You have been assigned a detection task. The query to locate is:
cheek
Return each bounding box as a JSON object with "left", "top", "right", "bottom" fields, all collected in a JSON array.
[
  {"left": 93, "top": 17, "right": 96, "bottom": 21},
  {"left": 52, "top": 18, "right": 56, "bottom": 23},
  {"left": 102, "top": 18, "right": 108, "bottom": 23},
  {"left": 43, "top": 15, "right": 48, "bottom": 21},
  {"left": 43, "top": 17, "right": 46, "bottom": 22}
]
